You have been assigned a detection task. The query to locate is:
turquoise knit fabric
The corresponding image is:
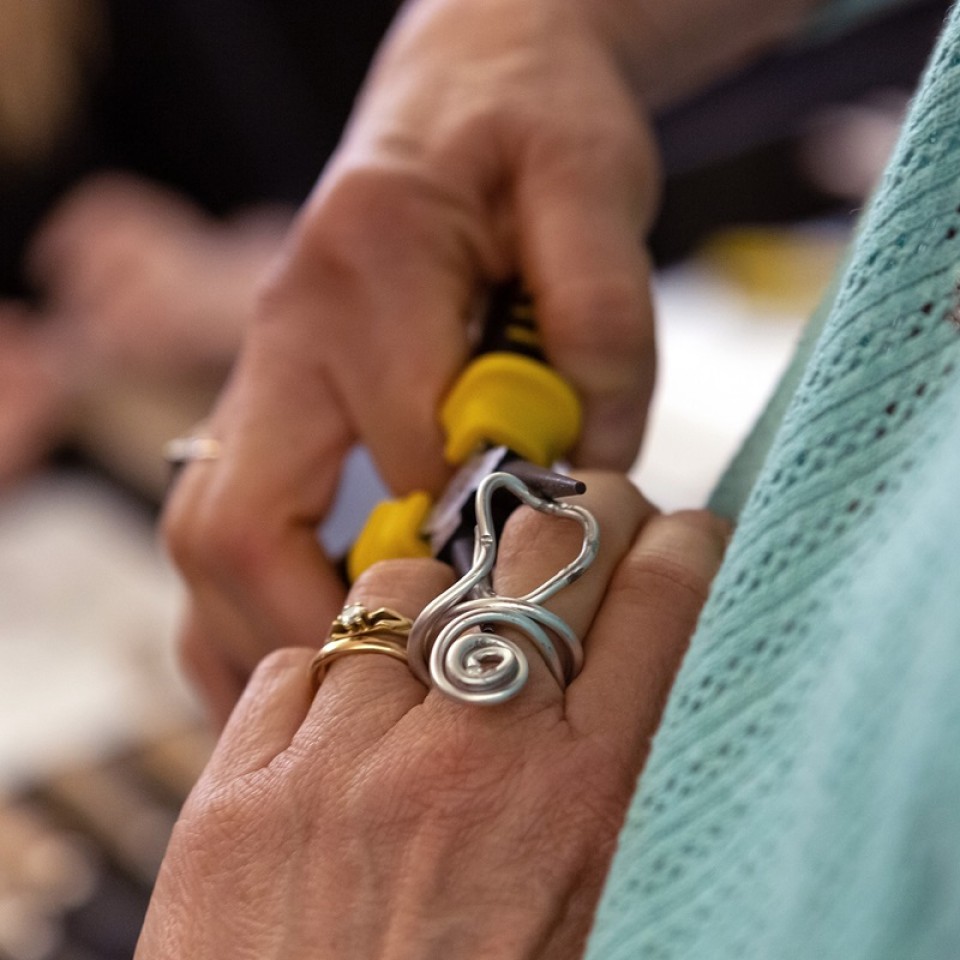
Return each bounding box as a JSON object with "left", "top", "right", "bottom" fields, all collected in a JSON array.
[
  {"left": 805, "top": 0, "right": 925, "bottom": 39},
  {"left": 587, "top": 5, "right": 960, "bottom": 958}
]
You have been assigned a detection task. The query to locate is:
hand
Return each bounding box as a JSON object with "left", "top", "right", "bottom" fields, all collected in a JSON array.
[
  {"left": 161, "top": 0, "right": 815, "bottom": 720},
  {"left": 0, "top": 302, "right": 75, "bottom": 486},
  {"left": 139, "top": 474, "right": 729, "bottom": 959},
  {"left": 29, "top": 172, "right": 290, "bottom": 377},
  {"left": 162, "top": 0, "right": 663, "bottom": 720}
]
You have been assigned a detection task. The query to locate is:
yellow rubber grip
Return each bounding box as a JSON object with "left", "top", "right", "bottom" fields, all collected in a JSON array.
[
  {"left": 441, "top": 353, "right": 581, "bottom": 467},
  {"left": 346, "top": 490, "right": 432, "bottom": 582}
]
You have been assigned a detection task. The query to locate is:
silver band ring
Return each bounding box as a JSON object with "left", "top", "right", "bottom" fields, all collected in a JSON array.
[{"left": 164, "top": 434, "right": 221, "bottom": 468}]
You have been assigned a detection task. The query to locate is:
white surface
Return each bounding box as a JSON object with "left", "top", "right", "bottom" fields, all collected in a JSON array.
[
  {"left": 632, "top": 265, "right": 805, "bottom": 508},
  {"left": 0, "top": 475, "right": 197, "bottom": 789}
]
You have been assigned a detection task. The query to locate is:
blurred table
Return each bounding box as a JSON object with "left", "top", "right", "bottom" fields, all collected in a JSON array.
[{"left": 634, "top": 260, "right": 809, "bottom": 507}]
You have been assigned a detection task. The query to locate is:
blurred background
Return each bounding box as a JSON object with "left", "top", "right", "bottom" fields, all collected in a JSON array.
[{"left": 0, "top": 0, "right": 947, "bottom": 956}]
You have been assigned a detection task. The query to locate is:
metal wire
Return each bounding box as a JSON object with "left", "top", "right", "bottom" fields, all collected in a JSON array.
[{"left": 408, "top": 471, "right": 599, "bottom": 704}]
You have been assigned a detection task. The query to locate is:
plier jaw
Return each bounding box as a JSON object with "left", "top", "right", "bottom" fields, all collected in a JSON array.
[{"left": 423, "top": 446, "right": 587, "bottom": 575}]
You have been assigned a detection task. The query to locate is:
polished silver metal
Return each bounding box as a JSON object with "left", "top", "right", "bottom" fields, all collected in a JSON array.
[
  {"left": 164, "top": 434, "right": 221, "bottom": 467},
  {"left": 409, "top": 470, "right": 599, "bottom": 705},
  {"left": 164, "top": 420, "right": 221, "bottom": 476}
]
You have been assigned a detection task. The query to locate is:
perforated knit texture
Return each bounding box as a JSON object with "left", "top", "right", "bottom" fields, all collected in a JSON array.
[
  {"left": 587, "top": 5, "right": 960, "bottom": 958},
  {"left": 805, "top": 0, "right": 922, "bottom": 39}
]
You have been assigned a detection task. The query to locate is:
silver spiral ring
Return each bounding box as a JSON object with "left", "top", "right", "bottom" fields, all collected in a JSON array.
[
  {"left": 433, "top": 629, "right": 528, "bottom": 703},
  {"left": 409, "top": 471, "right": 598, "bottom": 705},
  {"left": 429, "top": 599, "right": 579, "bottom": 704}
]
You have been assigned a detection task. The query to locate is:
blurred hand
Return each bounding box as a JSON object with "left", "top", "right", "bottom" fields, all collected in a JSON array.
[
  {"left": 29, "top": 172, "right": 289, "bottom": 377},
  {"left": 139, "top": 475, "right": 729, "bottom": 959},
  {"left": 0, "top": 302, "right": 75, "bottom": 486},
  {"left": 162, "top": 0, "right": 663, "bottom": 720}
]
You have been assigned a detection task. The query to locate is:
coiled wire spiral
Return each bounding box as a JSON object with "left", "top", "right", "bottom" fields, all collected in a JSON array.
[{"left": 408, "top": 471, "right": 599, "bottom": 704}]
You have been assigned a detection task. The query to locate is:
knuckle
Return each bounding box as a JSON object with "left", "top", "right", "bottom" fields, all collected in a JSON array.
[
  {"left": 570, "top": 121, "right": 652, "bottom": 184},
  {"left": 290, "top": 164, "right": 482, "bottom": 292},
  {"left": 429, "top": 102, "right": 502, "bottom": 167},
  {"left": 253, "top": 646, "right": 312, "bottom": 680},
  {"left": 358, "top": 721, "right": 508, "bottom": 827},
  {"left": 354, "top": 557, "right": 451, "bottom": 591},
  {"left": 180, "top": 780, "right": 244, "bottom": 835},
  {"left": 541, "top": 275, "right": 653, "bottom": 383},
  {"left": 181, "top": 775, "right": 285, "bottom": 852},
  {"left": 300, "top": 167, "right": 433, "bottom": 262},
  {"left": 527, "top": 113, "right": 656, "bottom": 198},
  {"left": 613, "top": 546, "right": 714, "bottom": 612},
  {"left": 276, "top": 173, "right": 405, "bottom": 300},
  {"left": 667, "top": 509, "right": 732, "bottom": 547},
  {"left": 306, "top": 169, "right": 392, "bottom": 245},
  {"left": 162, "top": 484, "right": 272, "bottom": 588}
]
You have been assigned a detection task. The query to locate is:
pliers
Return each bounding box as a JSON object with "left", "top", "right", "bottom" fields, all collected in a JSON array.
[{"left": 348, "top": 278, "right": 587, "bottom": 580}]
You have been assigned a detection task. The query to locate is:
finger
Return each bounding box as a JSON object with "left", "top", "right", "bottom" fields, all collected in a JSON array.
[
  {"left": 201, "top": 647, "right": 316, "bottom": 785},
  {"left": 177, "top": 609, "right": 251, "bottom": 730},
  {"left": 28, "top": 174, "right": 161, "bottom": 293},
  {"left": 0, "top": 312, "right": 70, "bottom": 486},
  {"left": 162, "top": 336, "right": 352, "bottom": 664},
  {"left": 299, "top": 559, "right": 456, "bottom": 744},
  {"left": 292, "top": 164, "right": 485, "bottom": 497},
  {"left": 162, "top": 166, "right": 479, "bottom": 715},
  {"left": 426, "top": 472, "right": 655, "bottom": 715},
  {"left": 568, "top": 510, "right": 730, "bottom": 752},
  {"left": 516, "top": 96, "right": 660, "bottom": 469},
  {"left": 526, "top": 208, "right": 656, "bottom": 471}
]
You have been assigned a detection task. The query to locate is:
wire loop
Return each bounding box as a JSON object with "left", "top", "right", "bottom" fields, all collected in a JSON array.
[{"left": 408, "top": 471, "right": 599, "bottom": 704}]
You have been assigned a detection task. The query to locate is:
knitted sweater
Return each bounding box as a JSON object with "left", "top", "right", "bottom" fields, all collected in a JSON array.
[{"left": 587, "top": 4, "right": 960, "bottom": 958}]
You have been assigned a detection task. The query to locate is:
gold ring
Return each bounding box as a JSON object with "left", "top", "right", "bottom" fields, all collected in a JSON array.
[
  {"left": 311, "top": 636, "right": 409, "bottom": 687},
  {"left": 311, "top": 603, "right": 415, "bottom": 689},
  {"left": 329, "top": 603, "right": 414, "bottom": 641}
]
